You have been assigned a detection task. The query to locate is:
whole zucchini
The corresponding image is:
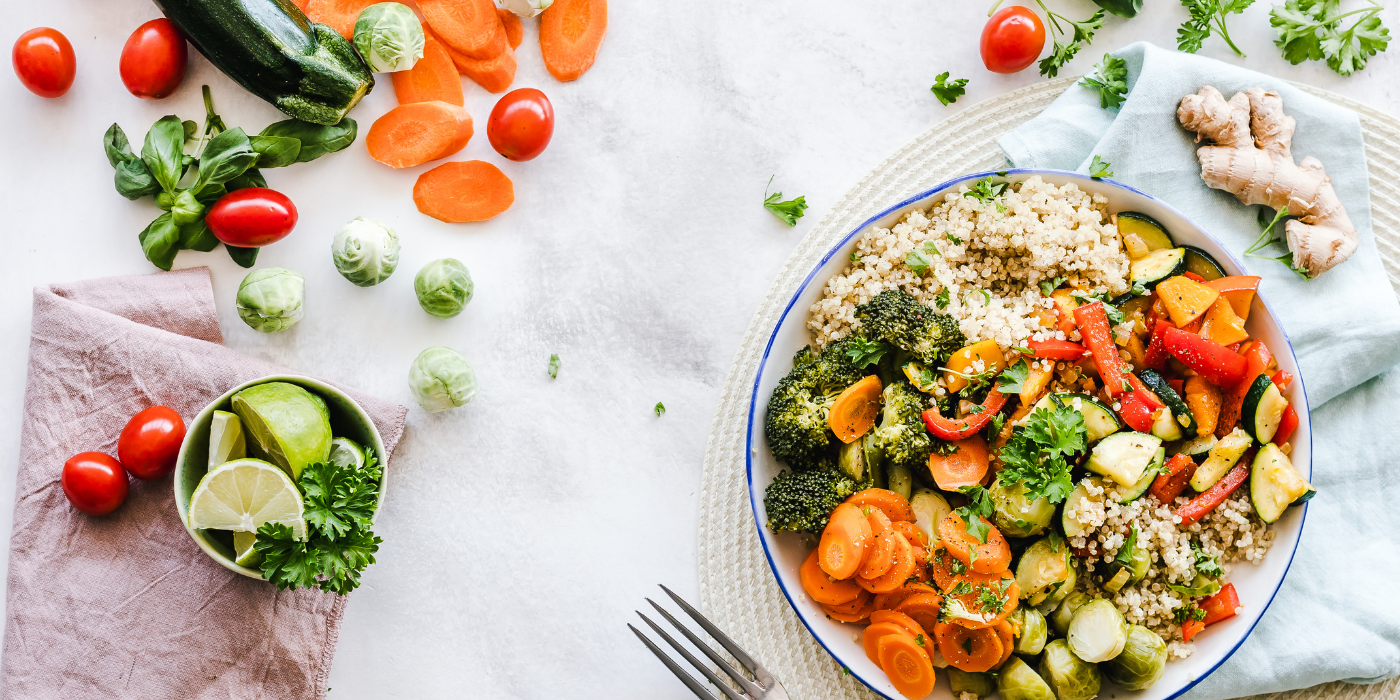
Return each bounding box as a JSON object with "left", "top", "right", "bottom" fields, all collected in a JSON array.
[{"left": 153, "top": 0, "right": 373, "bottom": 125}]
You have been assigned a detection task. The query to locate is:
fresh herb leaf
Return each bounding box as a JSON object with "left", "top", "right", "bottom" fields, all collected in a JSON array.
[
  {"left": 548, "top": 354, "right": 561, "bottom": 379},
  {"left": 250, "top": 134, "right": 302, "bottom": 169},
  {"left": 850, "top": 252, "right": 862, "bottom": 263},
  {"left": 1093, "top": 0, "right": 1144, "bottom": 17},
  {"left": 961, "top": 637, "right": 974, "bottom": 654},
  {"left": 179, "top": 219, "right": 220, "bottom": 252},
  {"left": 931, "top": 72, "right": 969, "bottom": 106},
  {"left": 301, "top": 461, "right": 379, "bottom": 541},
  {"left": 141, "top": 115, "right": 187, "bottom": 194},
  {"left": 255, "top": 459, "right": 384, "bottom": 595},
  {"left": 1033, "top": 1, "right": 1107, "bottom": 77},
  {"left": 260, "top": 118, "right": 359, "bottom": 163},
  {"left": 916, "top": 633, "right": 927, "bottom": 647},
  {"left": 995, "top": 399, "right": 1086, "bottom": 504},
  {"left": 946, "top": 232, "right": 964, "bottom": 245},
  {"left": 1244, "top": 206, "right": 1310, "bottom": 279},
  {"left": 1080, "top": 53, "right": 1129, "bottom": 108},
  {"left": 193, "top": 127, "right": 259, "bottom": 195},
  {"left": 1114, "top": 526, "right": 1140, "bottom": 566},
  {"left": 996, "top": 359, "right": 1031, "bottom": 394},
  {"left": 906, "top": 241, "right": 940, "bottom": 275},
  {"left": 955, "top": 485, "right": 995, "bottom": 544},
  {"left": 845, "top": 338, "right": 892, "bottom": 369},
  {"left": 1192, "top": 542, "right": 1225, "bottom": 578},
  {"left": 763, "top": 176, "right": 808, "bottom": 226},
  {"left": 1089, "top": 155, "right": 1114, "bottom": 178},
  {"left": 1271, "top": 0, "right": 1389, "bottom": 76},
  {"left": 138, "top": 213, "right": 182, "bottom": 271},
  {"left": 977, "top": 583, "right": 1007, "bottom": 613},
  {"left": 934, "top": 288, "right": 951, "bottom": 310},
  {"left": 965, "top": 176, "right": 1008, "bottom": 205},
  {"left": 655, "top": 402, "right": 666, "bottom": 417},
  {"left": 1179, "top": 0, "right": 1256, "bottom": 57},
  {"left": 226, "top": 245, "right": 259, "bottom": 268},
  {"left": 114, "top": 159, "right": 161, "bottom": 200},
  {"left": 984, "top": 411, "right": 1006, "bottom": 443},
  {"left": 1039, "top": 276, "right": 1066, "bottom": 297}
]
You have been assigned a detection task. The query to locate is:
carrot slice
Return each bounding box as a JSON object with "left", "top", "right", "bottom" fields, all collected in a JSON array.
[
  {"left": 290, "top": 0, "right": 311, "bottom": 10},
  {"left": 393, "top": 31, "right": 465, "bottom": 106},
  {"left": 894, "top": 591, "right": 944, "bottom": 633},
  {"left": 942, "top": 570, "right": 1019, "bottom": 630},
  {"left": 822, "top": 590, "right": 876, "bottom": 623},
  {"left": 926, "top": 436, "right": 991, "bottom": 490},
  {"left": 935, "top": 621, "right": 1004, "bottom": 673},
  {"left": 539, "top": 0, "right": 607, "bottom": 81},
  {"left": 846, "top": 489, "right": 916, "bottom": 522},
  {"left": 800, "top": 548, "right": 863, "bottom": 606},
  {"left": 857, "top": 510, "right": 896, "bottom": 580},
  {"left": 304, "top": 0, "right": 379, "bottom": 38},
  {"left": 819, "top": 502, "right": 872, "bottom": 580},
  {"left": 863, "top": 622, "right": 914, "bottom": 665},
  {"left": 993, "top": 620, "right": 1015, "bottom": 669},
  {"left": 938, "top": 512, "right": 1011, "bottom": 574},
  {"left": 413, "top": 160, "right": 515, "bottom": 223},
  {"left": 878, "top": 633, "right": 937, "bottom": 699},
  {"left": 497, "top": 8, "right": 523, "bottom": 48},
  {"left": 857, "top": 532, "right": 916, "bottom": 594},
  {"left": 869, "top": 610, "right": 928, "bottom": 641},
  {"left": 929, "top": 547, "right": 965, "bottom": 591},
  {"left": 829, "top": 375, "right": 883, "bottom": 443},
  {"left": 452, "top": 43, "right": 517, "bottom": 93},
  {"left": 419, "top": 0, "right": 507, "bottom": 59},
  {"left": 874, "top": 582, "right": 940, "bottom": 612},
  {"left": 367, "top": 101, "right": 473, "bottom": 169},
  {"left": 890, "top": 520, "right": 928, "bottom": 548}
]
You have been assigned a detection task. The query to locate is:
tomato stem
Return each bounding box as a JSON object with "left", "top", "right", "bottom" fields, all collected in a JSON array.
[{"left": 987, "top": 0, "right": 1006, "bottom": 16}]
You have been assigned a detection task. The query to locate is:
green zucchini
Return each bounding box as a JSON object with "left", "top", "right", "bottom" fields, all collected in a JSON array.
[
  {"left": 1138, "top": 369, "right": 1197, "bottom": 435},
  {"left": 1087, "top": 432, "right": 1163, "bottom": 487},
  {"left": 1150, "top": 407, "right": 1184, "bottom": 442},
  {"left": 1190, "top": 427, "right": 1252, "bottom": 491},
  {"left": 1117, "top": 447, "right": 1165, "bottom": 503},
  {"left": 1129, "top": 248, "right": 1187, "bottom": 290},
  {"left": 1241, "top": 374, "right": 1289, "bottom": 444},
  {"left": 1182, "top": 245, "right": 1227, "bottom": 281},
  {"left": 1061, "top": 477, "right": 1104, "bottom": 538},
  {"left": 1117, "top": 212, "right": 1175, "bottom": 260},
  {"left": 1250, "top": 443, "right": 1315, "bottom": 523},
  {"left": 153, "top": 0, "right": 374, "bottom": 125},
  {"left": 1033, "top": 393, "right": 1122, "bottom": 443},
  {"left": 1172, "top": 433, "right": 1217, "bottom": 457}
]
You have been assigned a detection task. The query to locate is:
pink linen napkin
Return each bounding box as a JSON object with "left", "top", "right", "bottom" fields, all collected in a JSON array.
[{"left": 0, "top": 268, "right": 407, "bottom": 700}]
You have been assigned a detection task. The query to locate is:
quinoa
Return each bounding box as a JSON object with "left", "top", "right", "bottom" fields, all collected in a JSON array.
[{"left": 808, "top": 176, "right": 1131, "bottom": 350}]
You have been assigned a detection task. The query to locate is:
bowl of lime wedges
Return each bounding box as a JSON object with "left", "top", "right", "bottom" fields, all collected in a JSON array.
[{"left": 173, "top": 375, "right": 388, "bottom": 579}]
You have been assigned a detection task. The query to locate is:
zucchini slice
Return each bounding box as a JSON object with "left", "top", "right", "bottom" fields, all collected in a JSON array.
[
  {"left": 1061, "top": 478, "right": 1105, "bottom": 538},
  {"left": 1250, "top": 443, "right": 1314, "bottom": 523},
  {"left": 1182, "top": 245, "right": 1227, "bottom": 281},
  {"left": 1117, "top": 447, "right": 1165, "bottom": 503},
  {"left": 1190, "top": 427, "right": 1252, "bottom": 491},
  {"left": 1032, "top": 392, "right": 1122, "bottom": 443},
  {"left": 1172, "top": 433, "right": 1217, "bottom": 457},
  {"left": 1087, "top": 432, "right": 1163, "bottom": 487},
  {"left": 1129, "top": 248, "right": 1188, "bottom": 290},
  {"left": 1117, "top": 212, "right": 1175, "bottom": 261},
  {"left": 1150, "top": 407, "right": 1184, "bottom": 442},
  {"left": 1138, "top": 369, "right": 1198, "bottom": 435},
  {"left": 1241, "top": 374, "right": 1290, "bottom": 444}
]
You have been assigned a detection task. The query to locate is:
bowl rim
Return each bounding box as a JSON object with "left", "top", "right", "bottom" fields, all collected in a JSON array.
[
  {"left": 172, "top": 373, "right": 390, "bottom": 580},
  {"left": 743, "top": 168, "right": 1312, "bottom": 700}
]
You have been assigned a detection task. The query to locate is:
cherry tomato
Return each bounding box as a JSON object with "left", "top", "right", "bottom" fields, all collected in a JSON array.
[
  {"left": 487, "top": 88, "right": 554, "bottom": 162},
  {"left": 206, "top": 188, "right": 298, "bottom": 247},
  {"left": 120, "top": 19, "right": 187, "bottom": 99},
  {"left": 118, "top": 406, "right": 187, "bottom": 481},
  {"left": 12, "top": 27, "right": 76, "bottom": 98},
  {"left": 62, "top": 452, "right": 129, "bottom": 516},
  {"left": 981, "top": 6, "right": 1046, "bottom": 74}
]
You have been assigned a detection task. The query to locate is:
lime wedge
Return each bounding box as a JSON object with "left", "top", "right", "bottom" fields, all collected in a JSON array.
[
  {"left": 328, "top": 437, "right": 365, "bottom": 470},
  {"left": 208, "top": 410, "right": 247, "bottom": 469},
  {"left": 233, "top": 531, "right": 262, "bottom": 567},
  {"left": 231, "top": 382, "right": 332, "bottom": 481},
  {"left": 188, "top": 458, "right": 306, "bottom": 540}
]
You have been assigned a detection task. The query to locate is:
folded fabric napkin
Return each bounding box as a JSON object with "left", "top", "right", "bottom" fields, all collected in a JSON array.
[
  {"left": 1000, "top": 42, "right": 1400, "bottom": 698},
  {"left": 0, "top": 268, "right": 407, "bottom": 700}
]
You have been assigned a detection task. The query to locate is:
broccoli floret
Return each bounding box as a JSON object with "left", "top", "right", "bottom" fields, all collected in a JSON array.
[
  {"left": 764, "top": 461, "right": 864, "bottom": 534},
  {"left": 763, "top": 342, "right": 865, "bottom": 468},
  {"left": 855, "top": 290, "right": 965, "bottom": 366},
  {"left": 874, "top": 380, "right": 946, "bottom": 472}
]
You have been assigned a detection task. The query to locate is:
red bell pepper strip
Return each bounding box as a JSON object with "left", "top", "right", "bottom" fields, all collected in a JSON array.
[
  {"left": 1218, "top": 341, "right": 1273, "bottom": 437},
  {"left": 1072, "top": 301, "right": 1130, "bottom": 396},
  {"left": 1168, "top": 378, "right": 1184, "bottom": 395},
  {"left": 1176, "top": 460, "right": 1250, "bottom": 525},
  {"left": 1143, "top": 320, "right": 1172, "bottom": 371},
  {"left": 1150, "top": 453, "right": 1198, "bottom": 504},
  {"left": 1182, "top": 271, "right": 1207, "bottom": 283},
  {"left": 922, "top": 387, "right": 1009, "bottom": 440},
  {"left": 1162, "top": 326, "right": 1248, "bottom": 388},
  {"left": 1126, "top": 373, "right": 1165, "bottom": 410},
  {"left": 1200, "top": 583, "right": 1241, "bottom": 625},
  {"left": 1117, "top": 390, "right": 1157, "bottom": 433},
  {"left": 1027, "top": 338, "right": 1087, "bottom": 361},
  {"left": 1271, "top": 370, "right": 1294, "bottom": 391},
  {"left": 1182, "top": 618, "right": 1207, "bottom": 642},
  {"left": 1273, "top": 405, "right": 1299, "bottom": 445}
]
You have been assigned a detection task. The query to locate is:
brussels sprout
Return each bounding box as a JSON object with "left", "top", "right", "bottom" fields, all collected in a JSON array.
[
  {"left": 838, "top": 437, "right": 867, "bottom": 481},
  {"left": 1068, "top": 598, "right": 1129, "bottom": 663},
  {"left": 499, "top": 0, "right": 554, "bottom": 18},
  {"left": 1039, "top": 638, "right": 1103, "bottom": 700},
  {"left": 353, "top": 3, "right": 425, "bottom": 72},
  {"left": 947, "top": 667, "right": 996, "bottom": 698},
  {"left": 990, "top": 477, "right": 1056, "bottom": 537},
  {"left": 1050, "top": 591, "right": 1092, "bottom": 637},
  {"left": 996, "top": 657, "right": 1056, "bottom": 700},
  {"left": 408, "top": 346, "right": 477, "bottom": 412},
  {"left": 1102, "top": 624, "right": 1168, "bottom": 690},
  {"left": 910, "top": 488, "right": 952, "bottom": 547},
  {"left": 236, "top": 268, "right": 304, "bottom": 333},
  {"left": 1104, "top": 529, "right": 1151, "bottom": 593},
  {"left": 1012, "top": 606, "right": 1048, "bottom": 655},
  {"left": 1016, "top": 536, "right": 1076, "bottom": 607},
  {"left": 414, "top": 258, "right": 474, "bottom": 318},
  {"left": 332, "top": 217, "right": 400, "bottom": 287}
]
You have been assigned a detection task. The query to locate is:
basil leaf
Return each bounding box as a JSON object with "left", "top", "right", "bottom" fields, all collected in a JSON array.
[
  {"left": 250, "top": 135, "right": 302, "bottom": 169},
  {"left": 141, "top": 116, "right": 186, "bottom": 194},
  {"left": 139, "top": 213, "right": 182, "bottom": 271},
  {"left": 103, "top": 123, "right": 137, "bottom": 168},
  {"left": 182, "top": 119, "right": 199, "bottom": 146},
  {"left": 226, "top": 245, "right": 259, "bottom": 268},
  {"left": 114, "top": 159, "right": 160, "bottom": 200},
  {"left": 260, "top": 118, "right": 357, "bottom": 163},
  {"left": 195, "top": 183, "right": 228, "bottom": 204},
  {"left": 179, "top": 219, "right": 220, "bottom": 252},
  {"left": 1092, "top": 0, "right": 1141, "bottom": 17},
  {"left": 171, "top": 190, "right": 206, "bottom": 226},
  {"left": 155, "top": 192, "right": 175, "bottom": 210},
  {"left": 226, "top": 168, "right": 268, "bottom": 192},
  {"left": 194, "top": 127, "right": 258, "bottom": 194}
]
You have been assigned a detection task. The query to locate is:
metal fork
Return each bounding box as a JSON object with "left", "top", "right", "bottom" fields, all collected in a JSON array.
[{"left": 629, "top": 585, "right": 789, "bottom": 700}]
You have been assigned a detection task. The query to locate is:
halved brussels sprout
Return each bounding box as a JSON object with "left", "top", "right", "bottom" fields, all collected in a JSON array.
[
  {"left": 838, "top": 438, "right": 867, "bottom": 481},
  {"left": 1011, "top": 607, "right": 1048, "bottom": 655},
  {"left": 910, "top": 488, "right": 952, "bottom": 547},
  {"left": 1068, "top": 598, "right": 1129, "bottom": 663},
  {"left": 947, "top": 667, "right": 996, "bottom": 698},
  {"left": 353, "top": 2, "right": 425, "bottom": 72},
  {"left": 990, "top": 477, "right": 1056, "bottom": 537},
  {"left": 1039, "top": 638, "right": 1103, "bottom": 700},
  {"left": 1104, "top": 529, "right": 1151, "bottom": 593},
  {"left": 236, "top": 267, "right": 304, "bottom": 333},
  {"left": 1102, "top": 624, "right": 1168, "bottom": 690},
  {"left": 1050, "top": 591, "right": 1092, "bottom": 637},
  {"left": 1016, "top": 536, "right": 1076, "bottom": 607},
  {"left": 996, "top": 656, "right": 1056, "bottom": 700}
]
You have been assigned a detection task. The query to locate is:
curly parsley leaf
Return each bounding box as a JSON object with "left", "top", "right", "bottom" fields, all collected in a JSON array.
[
  {"left": 1037, "top": 6, "right": 1106, "bottom": 77},
  {"left": 934, "top": 288, "right": 951, "bottom": 310},
  {"left": 1271, "top": 0, "right": 1389, "bottom": 76},
  {"left": 1080, "top": 53, "right": 1129, "bottom": 109},
  {"left": 845, "top": 338, "right": 892, "bottom": 369},
  {"left": 955, "top": 484, "right": 996, "bottom": 544},
  {"left": 1179, "top": 0, "right": 1256, "bottom": 57},
  {"left": 996, "top": 400, "right": 1086, "bottom": 504},
  {"left": 964, "top": 176, "right": 1008, "bottom": 205},
  {"left": 931, "top": 72, "right": 969, "bottom": 106},
  {"left": 254, "top": 459, "right": 384, "bottom": 595},
  {"left": 906, "top": 241, "right": 941, "bottom": 275},
  {"left": 301, "top": 461, "right": 378, "bottom": 541},
  {"left": 1192, "top": 542, "right": 1225, "bottom": 578},
  {"left": 763, "top": 176, "right": 808, "bottom": 226},
  {"left": 1089, "top": 155, "right": 1114, "bottom": 178},
  {"left": 996, "top": 358, "right": 1032, "bottom": 394}
]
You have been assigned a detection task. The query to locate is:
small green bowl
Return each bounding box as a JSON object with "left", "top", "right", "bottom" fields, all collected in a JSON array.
[{"left": 173, "top": 375, "right": 389, "bottom": 579}]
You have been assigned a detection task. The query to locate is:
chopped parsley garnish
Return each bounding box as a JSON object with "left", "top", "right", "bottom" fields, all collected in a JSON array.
[
  {"left": 984, "top": 411, "right": 1006, "bottom": 443},
  {"left": 763, "top": 175, "right": 808, "bottom": 226},
  {"left": 995, "top": 398, "right": 1086, "bottom": 504},
  {"left": 915, "top": 633, "right": 927, "bottom": 647},
  {"left": 934, "top": 288, "right": 951, "bottom": 309},
  {"left": 931, "top": 72, "right": 969, "bottom": 106},
  {"left": 1174, "top": 605, "right": 1208, "bottom": 623},
  {"left": 996, "top": 358, "right": 1031, "bottom": 394},
  {"left": 905, "top": 240, "right": 941, "bottom": 275},
  {"left": 961, "top": 637, "right": 974, "bottom": 654},
  {"left": 845, "top": 338, "right": 892, "bottom": 369},
  {"left": 654, "top": 402, "right": 666, "bottom": 417},
  {"left": 1088, "top": 154, "right": 1114, "bottom": 178},
  {"left": 977, "top": 584, "right": 1007, "bottom": 614},
  {"left": 1080, "top": 53, "right": 1129, "bottom": 109},
  {"left": 849, "top": 252, "right": 861, "bottom": 263},
  {"left": 548, "top": 353, "right": 561, "bottom": 379},
  {"left": 1192, "top": 542, "right": 1225, "bottom": 578},
  {"left": 1114, "top": 526, "right": 1140, "bottom": 566},
  {"left": 1039, "top": 276, "right": 1066, "bottom": 297},
  {"left": 964, "top": 176, "right": 1008, "bottom": 205},
  {"left": 955, "top": 484, "right": 996, "bottom": 544},
  {"left": 946, "top": 232, "right": 964, "bottom": 245}
]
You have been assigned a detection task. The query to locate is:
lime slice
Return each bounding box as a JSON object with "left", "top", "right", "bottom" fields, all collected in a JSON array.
[
  {"left": 208, "top": 410, "right": 247, "bottom": 469},
  {"left": 233, "top": 531, "right": 262, "bottom": 567},
  {"left": 188, "top": 458, "right": 306, "bottom": 540},
  {"left": 231, "top": 382, "right": 332, "bottom": 481},
  {"left": 328, "top": 437, "right": 365, "bottom": 470}
]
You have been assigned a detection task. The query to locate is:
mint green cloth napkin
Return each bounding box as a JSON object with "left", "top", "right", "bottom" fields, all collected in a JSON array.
[{"left": 1000, "top": 42, "right": 1400, "bottom": 698}]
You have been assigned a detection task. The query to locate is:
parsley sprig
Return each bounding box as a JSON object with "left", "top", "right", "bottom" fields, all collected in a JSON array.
[
  {"left": 1080, "top": 54, "right": 1129, "bottom": 109},
  {"left": 1088, "top": 155, "right": 1114, "bottom": 178},
  {"left": 1026, "top": 0, "right": 1107, "bottom": 77},
  {"left": 931, "top": 72, "right": 969, "bottom": 106},
  {"left": 1192, "top": 542, "right": 1225, "bottom": 578},
  {"left": 906, "top": 240, "right": 941, "bottom": 275},
  {"left": 1272, "top": 0, "right": 1389, "bottom": 75},
  {"left": 1178, "top": 0, "right": 1257, "bottom": 57},
  {"left": 1245, "top": 206, "right": 1310, "bottom": 280},
  {"left": 995, "top": 398, "right": 1087, "bottom": 504},
  {"left": 955, "top": 484, "right": 996, "bottom": 544},
  {"left": 255, "top": 457, "right": 384, "bottom": 595},
  {"left": 964, "top": 176, "right": 1009, "bottom": 211},
  {"left": 845, "top": 338, "right": 892, "bottom": 369},
  {"left": 763, "top": 176, "right": 808, "bottom": 226}
]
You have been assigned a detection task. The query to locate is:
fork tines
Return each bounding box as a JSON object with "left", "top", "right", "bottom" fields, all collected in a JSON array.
[{"left": 630, "top": 585, "right": 786, "bottom": 700}]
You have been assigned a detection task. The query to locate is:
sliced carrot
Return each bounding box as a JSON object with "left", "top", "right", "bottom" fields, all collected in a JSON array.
[
  {"left": 450, "top": 43, "right": 518, "bottom": 93},
  {"left": 304, "top": 0, "right": 379, "bottom": 38},
  {"left": 393, "top": 31, "right": 465, "bottom": 107},
  {"left": 857, "top": 532, "right": 915, "bottom": 594},
  {"left": 420, "top": 0, "right": 507, "bottom": 59},
  {"left": 822, "top": 590, "right": 876, "bottom": 623},
  {"left": 993, "top": 620, "right": 1015, "bottom": 669},
  {"left": 846, "top": 489, "right": 916, "bottom": 522},
  {"left": 863, "top": 622, "right": 914, "bottom": 665},
  {"left": 943, "top": 570, "right": 1019, "bottom": 630},
  {"left": 894, "top": 591, "right": 944, "bottom": 633},
  {"left": 890, "top": 520, "right": 928, "bottom": 549},
  {"left": 926, "top": 436, "right": 990, "bottom": 490},
  {"left": 874, "top": 582, "right": 940, "bottom": 612},
  {"left": 928, "top": 547, "right": 965, "bottom": 592},
  {"left": 857, "top": 510, "right": 896, "bottom": 580},
  {"left": 937, "top": 512, "right": 1011, "bottom": 574},
  {"left": 291, "top": 0, "right": 311, "bottom": 10},
  {"left": 413, "top": 160, "right": 515, "bottom": 223},
  {"left": 367, "top": 101, "right": 473, "bottom": 169},
  {"left": 800, "top": 548, "right": 863, "bottom": 606},
  {"left": 934, "top": 621, "right": 1003, "bottom": 673},
  {"left": 869, "top": 610, "right": 928, "bottom": 641},
  {"left": 878, "top": 633, "right": 937, "bottom": 700},
  {"left": 497, "top": 8, "right": 523, "bottom": 48},
  {"left": 819, "top": 502, "right": 873, "bottom": 580},
  {"left": 829, "top": 375, "right": 883, "bottom": 444},
  {"left": 907, "top": 543, "right": 931, "bottom": 584},
  {"left": 539, "top": 0, "right": 607, "bottom": 81}
]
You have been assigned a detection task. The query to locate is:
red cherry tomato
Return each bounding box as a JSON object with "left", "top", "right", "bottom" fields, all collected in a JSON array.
[
  {"left": 120, "top": 19, "right": 187, "bottom": 99},
  {"left": 487, "top": 88, "right": 555, "bottom": 162},
  {"left": 118, "top": 406, "right": 187, "bottom": 481},
  {"left": 981, "top": 6, "right": 1046, "bottom": 74},
  {"left": 62, "top": 452, "right": 129, "bottom": 516},
  {"left": 206, "top": 188, "right": 298, "bottom": 247},
  {"left": 12, "top": 27, "right": 76, "bottom": 98}
]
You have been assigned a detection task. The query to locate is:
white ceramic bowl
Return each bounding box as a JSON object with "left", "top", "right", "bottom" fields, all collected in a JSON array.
[{"left": 745, "top": 170, "right": 1312, "bottom": 700}]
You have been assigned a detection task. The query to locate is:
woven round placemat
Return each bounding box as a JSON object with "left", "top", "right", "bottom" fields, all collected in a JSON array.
[{"left": 697, "top": 76, "right": 1400, "bottom": 700}]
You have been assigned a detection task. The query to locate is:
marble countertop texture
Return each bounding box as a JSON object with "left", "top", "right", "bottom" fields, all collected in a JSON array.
[{"left": 1, "top": 0, "right": 1397, "bottom": 697}]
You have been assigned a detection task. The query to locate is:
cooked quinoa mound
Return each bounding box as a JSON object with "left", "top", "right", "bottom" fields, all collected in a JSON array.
[{"left": 809, "top": 176, "right": 1131, "bottom": 349}]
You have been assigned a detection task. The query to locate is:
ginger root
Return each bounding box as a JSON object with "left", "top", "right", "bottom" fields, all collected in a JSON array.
[{"left": 1177, "top": 86, "right": 1357, "bottom": 278}]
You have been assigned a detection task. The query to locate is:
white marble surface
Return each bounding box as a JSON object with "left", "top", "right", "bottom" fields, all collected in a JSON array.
[{"left": 1, "top": 1, "right": 1398, "bottom": 697}]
